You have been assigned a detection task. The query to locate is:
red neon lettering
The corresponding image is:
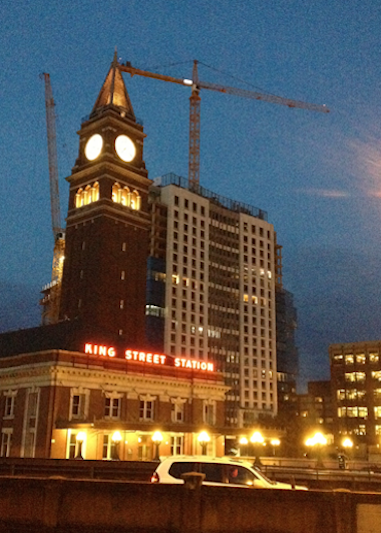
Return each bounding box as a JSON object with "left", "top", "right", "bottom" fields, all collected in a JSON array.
[
  {"left": 84, "top": 344, "right": 93, "bottom": 354},
  {"left": 108, "top": 347, "right": 116, "bottom": 357}
]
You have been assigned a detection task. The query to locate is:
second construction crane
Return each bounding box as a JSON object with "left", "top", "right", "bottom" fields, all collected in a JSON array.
[
  {"left": 40, "top": 72, "right": 65, "bottom": 325},
  {"left": 119, "top": 60, "right": 329, "bottom": 188}
]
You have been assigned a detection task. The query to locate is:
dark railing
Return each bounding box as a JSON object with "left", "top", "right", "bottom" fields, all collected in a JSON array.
[
  {"left": 0, "top": 457, "right": 156, "bottom": 481},
  {"left": 155, "top": 173, "right": 267, "bottom": 221}
]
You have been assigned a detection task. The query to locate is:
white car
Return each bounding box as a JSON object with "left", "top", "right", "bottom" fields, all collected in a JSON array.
[{"left": 151, "top": 456, "right": 307, "bottom": 490}]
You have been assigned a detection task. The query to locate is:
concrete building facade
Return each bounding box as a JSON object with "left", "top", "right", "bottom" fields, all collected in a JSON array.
[{"left": 146, "top": 174, "right": 278, "bottom": 428}]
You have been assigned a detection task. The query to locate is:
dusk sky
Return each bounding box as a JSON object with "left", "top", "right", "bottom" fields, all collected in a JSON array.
[{"left": 1, "top": 1, "right": 381, "bottom": 390}]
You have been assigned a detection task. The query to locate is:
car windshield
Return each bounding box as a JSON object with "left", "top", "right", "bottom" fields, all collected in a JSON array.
[{"left": 252, "top": 467, "right": 276, "bottom": 485}]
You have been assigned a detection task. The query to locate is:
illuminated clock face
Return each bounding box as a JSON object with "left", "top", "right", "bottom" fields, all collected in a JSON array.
[
  {"left": 85, "top": 134, "right": 103, "bottom": 161},
  {"left": 115, "top": 135, "right": 136, "bottom": 162}
]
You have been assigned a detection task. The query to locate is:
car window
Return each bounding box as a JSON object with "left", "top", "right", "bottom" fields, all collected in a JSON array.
[
  {"left": 168, "top": 462, "right": 197, "bottom": 479},
  {"left": 228, "top": 465, "right": 257, "bottom": 486},
  {"left": 200, "top": 463, "right": 225, "bottom": 483}
]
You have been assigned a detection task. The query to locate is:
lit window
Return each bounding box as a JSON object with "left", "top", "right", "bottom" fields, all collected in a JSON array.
[
  {"left": 112, "top": 182, "right": 141, "bottom": 210},
  {"left": 75, "top": 181, "right": 99, "bottom": 208},
  {"left": 356, "top": 354, "right": 366, "bottom": 364},
  {"left": 345, "top": 354, "right": 354, "bottom": 364},
  {"left": 370, "top": 353, "right": 379, "bottom": 363},
  {"left": 171, "top": 435, "right": 184, "bottom": 455}
]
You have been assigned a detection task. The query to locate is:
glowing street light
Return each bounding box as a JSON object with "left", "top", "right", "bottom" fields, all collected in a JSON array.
[
  {"left": 198, "top": 431, "right": 210, "bottom": 455},
  {"left": 270, "top": 438, "right": 281, "bottom": 456},
  {"left": 152, "top": 431, "right": 163, "bottom": 461},
  {"left": 239, "top": 436, "right": 248, "bottom": 457},
  {"left": 112, "top": 431, "right": 122, "bottom": 460},
  {"left": 250, "top": 431, "right": 265, "bottom": 467},
  {"left": 342, "top": 437, "right": 353, "bottom": 451},
  {"left": 75, "top": 431, "right": 86, "bottom": 460},
  {"left": 305, "top": 432, "right": 327, "bottom": 469}
]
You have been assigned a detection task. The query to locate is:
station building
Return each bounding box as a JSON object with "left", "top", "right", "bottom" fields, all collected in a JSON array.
[{"left": 0, "top": 323, "right": 227, "bottom": 459}]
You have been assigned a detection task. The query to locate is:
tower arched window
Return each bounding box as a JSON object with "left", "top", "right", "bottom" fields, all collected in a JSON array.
[
  {"left": 92, "top": 182, "right": 99, "bottom": 202},
  {"left": 121, "top": 186, "right": 130, "bottom": 206},
  {"left": 75, "top": 181, "right": 100, "bottom": 208},
  {"left": 83, "top": 185, "right": 91, "bottom": 205},
  {"left": 130, "top": 190, "right": 141, "bottom": 211},
  {"left": 75, "top": 188, "right": 84, "bottom": 208},
  {"left": 112, "top": 183, "right": 121, "bottom": 203},
  {"left": 111, "top": 183, "right": 140, "bottom": 211}
]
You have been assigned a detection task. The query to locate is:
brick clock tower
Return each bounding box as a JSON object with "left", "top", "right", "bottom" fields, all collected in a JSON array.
[{"left": 59, "top": 55, "right": 152, "bottom": 344}]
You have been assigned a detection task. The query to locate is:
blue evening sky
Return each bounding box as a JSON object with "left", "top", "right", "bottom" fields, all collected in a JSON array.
[{"left": 1, "top": 0, "right": 381, "bottom": 389}]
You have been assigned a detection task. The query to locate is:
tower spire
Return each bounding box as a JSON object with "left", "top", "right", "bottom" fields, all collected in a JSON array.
[{"left": 91, "top": 53, "right": 135, "bottom": 120}]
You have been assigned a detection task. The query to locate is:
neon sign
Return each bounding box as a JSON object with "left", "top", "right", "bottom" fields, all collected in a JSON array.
[{"left": 84, "top": 344, "right": 214, "bottom": 372}]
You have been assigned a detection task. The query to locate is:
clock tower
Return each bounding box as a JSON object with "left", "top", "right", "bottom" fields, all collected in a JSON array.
[{"left": 59, "top": 54, "right": 152, "bottom": 344}]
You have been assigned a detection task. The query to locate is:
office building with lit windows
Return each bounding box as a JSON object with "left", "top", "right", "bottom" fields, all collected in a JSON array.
[
  {"left": 146, "top": 174, "right": 278, "bottom": 428},
  {"left": 330, "top": 340, "right": 381, "bottom": 453}
]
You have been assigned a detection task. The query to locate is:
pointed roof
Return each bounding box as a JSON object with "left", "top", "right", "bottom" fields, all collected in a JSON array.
[{"left": 91, "top": 51, "right": 135, "bottom": 120}]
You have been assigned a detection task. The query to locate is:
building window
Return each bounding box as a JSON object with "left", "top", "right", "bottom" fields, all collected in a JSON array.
[
  {"left": 140, "top": 397, "right": 155, "bottom": 421},
  {"left": 171, "top": 399, "right": 186, "bottom": 423},
  {"left": 70, "top": 389, "right": 89, "bottom": 420},
  {"left": 203, "top": 400, "right": 216, "bottom": 425},
  {"left": 75, "top": 181, "right": 99, "bottom": 207},
  {"left": 170, "top": 435, "right": 184, "bottom": 455},
  {"left": 1, "top": 429, "right": 12, "bottom": 457},
  {"left": 112, "top": 182, "right": 141, "bottom": 210},
  {"left": 3, "top": 391, "right": 16, "bottom": 419},
  {"left": 104, "top": 396, "right": 121, "bottom": 419},
  {"left": 67, "top": 430, "right": 87, "bottom": 459},
  {"left": 102, "top": 434, "right": 119, "bottom": 460}
]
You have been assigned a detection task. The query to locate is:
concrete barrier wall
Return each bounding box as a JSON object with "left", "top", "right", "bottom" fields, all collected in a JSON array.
[{"left": 0, "top": 476, "right": 380, "bottom": 533}]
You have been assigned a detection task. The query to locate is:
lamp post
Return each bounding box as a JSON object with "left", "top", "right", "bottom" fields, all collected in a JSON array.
[
  {"left": 152, "top": 431, "right": 163, "bottom": 461},
  {"left": 270, "top": 438, "right": 281, "bottom": 457},
  {"left": 340, "top": 437, "right": 353, "bottom": 470},
  {"left": 75, "top": 431, "right": 86, "bottom": 460},
  {"left": 305, "top": 432, "right": 327, "bottom": 469},
  {"left": 112, "top": 431, "right": 122, "bottom": 460},
  {"left": 198, "top": 431, "right": 210, "bottom": 455},
  {"left": 239, "top": 437, "right": 248, "bottom": 457},
  {"left": 250, "top": 431, "right": 264, "bottom": 468}
]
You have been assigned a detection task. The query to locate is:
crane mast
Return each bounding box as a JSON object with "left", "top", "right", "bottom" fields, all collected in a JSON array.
[
  {"left": 119, "top": 60, "right": 329, "bottom": 188},
  {"left": 40, "top": 73, "right": 65, "bottom": 325}
]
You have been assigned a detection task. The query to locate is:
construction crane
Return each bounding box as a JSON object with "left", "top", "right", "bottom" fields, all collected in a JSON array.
[
  {"left": 119, "top": 60, "right": 329, "bottom": 188},
  {"left": 40, "top": 73, "right": 65, "bottom": 325}
]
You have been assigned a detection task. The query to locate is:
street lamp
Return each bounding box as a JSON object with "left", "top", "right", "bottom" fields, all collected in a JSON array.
[
  {"left": 340, "top": 437, "right": 353, "bottom": 469},
  {"left": 270, "top": 438, "right": 281, "bottom": 456},
  {"left": 112, "top": 431, "right": 122, "bottom": 460},
  {"left": 305, "top": 432, "right": 327, "bottom": 469},
  {"left": 250, "top": 431, "right": 264, "bottom": 468},
  {"left": 239, "top": 437, "right": 248, "bottom": 457},
  {"left": 198, "top": 431, "right": 210, "bottom": 455},
  {"left": 75, "top": 431, "right": 86, "bottom": 460},
  {"left": 152, "top": 431, "right": 163, "bottom": 461}
]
